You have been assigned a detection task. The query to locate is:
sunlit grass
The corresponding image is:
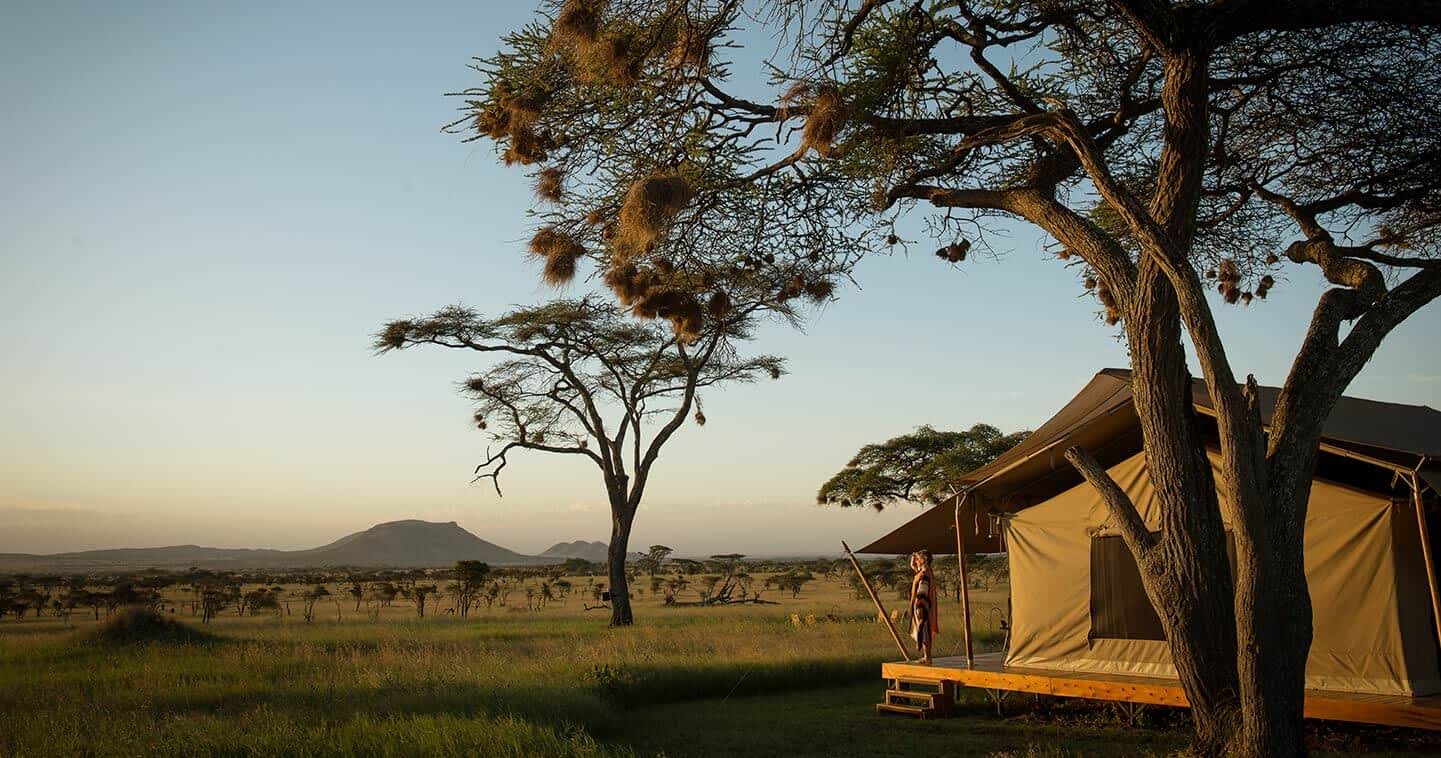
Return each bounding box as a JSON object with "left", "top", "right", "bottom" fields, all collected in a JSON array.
[{"left": 0, "top": 576, "right": 1008, "bottom": 756}]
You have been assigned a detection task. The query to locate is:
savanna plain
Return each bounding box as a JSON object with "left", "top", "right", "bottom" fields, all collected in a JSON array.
[{"left": 1, "top": 569, "right": 1435, "bottom": 757}]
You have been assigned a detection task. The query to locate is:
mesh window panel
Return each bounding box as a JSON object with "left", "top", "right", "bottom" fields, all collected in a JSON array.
[{"left": 1089, "top": 535, "right": 1166, "bottom": 641}]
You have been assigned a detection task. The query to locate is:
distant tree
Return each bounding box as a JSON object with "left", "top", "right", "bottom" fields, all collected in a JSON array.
[
  {"left": 818, "top": 425, "right": 1028, "bottom": 510},
  {"left": 199, "top": 585, "right": 229, "bottom": 624},
  {"left": 301, "top": 585, "right": 330, "bottom": 623},
  {"left": 368, "top": 582, "right": 399, "bottom": 609},
  {"left": 481, "top": 581, "right": 503, "bottom": 610},
  {"left": 106, "top": 583, "right": 159, "bottom": 615},
  {"left": 348, "top": 579, "right": 366, "bottom": 612},
  {"left": 767, "top": 571, "right": 816, "bottom": 599},
  {"left": 969, "top": 554, "right": 1010, "bottom": 592},
  {"left": 452, "top": 560, "right": 491, "bottom": 618},
  {"left": 402, "top": 583, "right": 437, "bottom": 618},
  {"left": 636, "top": 545, "right": 673, "bottom": 577},
  {"left": 697, "top": 576, "right": 722, "bottom": 603},
  {"left": 669, "top": 558, "right": 703, "bottom": 577},
  {"left": 561, "top": 557, "right": 599, "bottom": 576},
  {"left": 244, "top": 588, "right": 281, "bottom": 617},
  {"left": 378, "top": 298, "right": 785, "bottom": 627},
  {"left": 26, "top": 586, "right": 52, "bottom": 618}
]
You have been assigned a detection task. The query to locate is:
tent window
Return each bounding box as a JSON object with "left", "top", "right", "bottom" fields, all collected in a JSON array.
[
  {"left": 1089, "top": 535, "right": 1165, "bottom": 642},
  {"left": 1089, "top": 534, "right": 1238, "bottom": 642}
]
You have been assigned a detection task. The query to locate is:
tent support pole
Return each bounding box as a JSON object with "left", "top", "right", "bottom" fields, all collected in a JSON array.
[
  {"left": 955, "top": 493, "right": 975, "bottom": 666},
  {"left": 1408, "top": 472, "right": 1441, "bottom": 652},
  {"left": 841, "top": 540, "right": 911, "bottom": 661}
]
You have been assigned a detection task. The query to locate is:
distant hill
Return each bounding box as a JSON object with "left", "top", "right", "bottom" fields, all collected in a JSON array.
[
  {"left": 0, "top": 520, "right": 556, "bottom": 572},
  {"left": 287, "top": 520, "right": 544, "bottom": 567},
  {"left": 538, "top": 540, "right": 610, "bottom": 562},
  {"left": 538, "top": 540, "right": 648, "bottom": 563}
]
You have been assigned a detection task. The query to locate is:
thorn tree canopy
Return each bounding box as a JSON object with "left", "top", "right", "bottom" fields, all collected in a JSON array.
[
  {"left": 376, "top": 297, "right": 784, "bottom": 626},
  {"left": 817, "top": 424, "right": 1029, "bottom": 510},
  {"left": 444, "top": 6, "right": 871, "bottom": 339},
  {"left": 458, "top": 2, "right": 1441, "bottom": 753}
]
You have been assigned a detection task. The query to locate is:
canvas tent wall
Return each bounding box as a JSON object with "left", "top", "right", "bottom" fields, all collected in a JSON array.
[
  {"left": 1008, "top": 448, "right": 1440, "bottom": 695},
  {"left": 859, "top": 368, "right": 1441, "bottom": 697}
]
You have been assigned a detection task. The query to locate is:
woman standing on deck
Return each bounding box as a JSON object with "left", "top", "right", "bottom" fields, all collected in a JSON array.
[{"left": 909, "top": 549, "right": 938, "bottom": 665}]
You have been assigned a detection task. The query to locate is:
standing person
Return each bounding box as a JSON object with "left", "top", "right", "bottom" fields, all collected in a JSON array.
[{"left": 909, "top": 549, "right": 938, "bottom": 665}]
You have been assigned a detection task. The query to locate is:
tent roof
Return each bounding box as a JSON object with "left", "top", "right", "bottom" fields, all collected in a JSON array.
[{"left": 858, "top": 368, "right": 1441, "bottom": 554}]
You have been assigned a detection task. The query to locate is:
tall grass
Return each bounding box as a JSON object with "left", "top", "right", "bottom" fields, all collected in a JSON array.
[{"left": 1, "top": 606, "right": 997, "bottom": 757}]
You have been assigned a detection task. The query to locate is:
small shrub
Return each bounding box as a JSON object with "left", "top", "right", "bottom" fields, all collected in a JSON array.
[
  {"left": 86, "top": 606, "right": 211, "bottom": 645},
  {"left": 582, "top": 663, "right": 635, "bottom": 703}
]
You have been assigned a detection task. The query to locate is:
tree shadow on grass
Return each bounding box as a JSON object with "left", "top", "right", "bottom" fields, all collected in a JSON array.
[{"left": 151, "top": 677, "right": 617, "bottom": 735}]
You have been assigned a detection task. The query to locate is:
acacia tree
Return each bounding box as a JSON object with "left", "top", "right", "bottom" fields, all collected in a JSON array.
[
  {"left": 636, "top": 544, "right": 674, "bottom": 576},
  {"left": 817, "top": 424, "right": 1028, "bottom": 509},
  {"left": 301, "top": 585, "right": 330, "bottom": 623},
  {"left": 458, "top": 2, "right": 1441, "bottom": 753},
  {"left": 453, "top": 560, "right": 491, "bottom": 617},
  {"left": 377, "top": 298, "right": 784, "bottom": 626}
]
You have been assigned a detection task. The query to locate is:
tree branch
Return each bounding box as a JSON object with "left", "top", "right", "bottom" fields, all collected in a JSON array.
[{"left": 1064, "top": 446, "right": 1157, "bottom": 558}]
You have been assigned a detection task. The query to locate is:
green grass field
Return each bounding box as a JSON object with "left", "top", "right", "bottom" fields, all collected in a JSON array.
[{"left": 0, "top": 575, "right": 1435, "bottom": 757}]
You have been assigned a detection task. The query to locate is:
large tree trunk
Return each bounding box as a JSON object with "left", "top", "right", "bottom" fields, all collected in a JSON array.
[
  {"left": 1125, "top": 276, "right": 1242, "bottom": 756},
  {"left": 1229, "top": 438, "right": 1316, "bottom": 756},
  {"left": 607, "top": 498, "right": 637, "bottom": 627}
]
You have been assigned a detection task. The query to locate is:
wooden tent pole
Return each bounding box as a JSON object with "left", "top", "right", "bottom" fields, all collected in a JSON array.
[
  {"left": 1409, "top": 472, "right": 1441, "bottom": 652},
  {"left": 841, "top": 540, "right": 911, "bottom": 661},
  {"left": 955, "top": 492, "right": 975, "bottom": 666}
]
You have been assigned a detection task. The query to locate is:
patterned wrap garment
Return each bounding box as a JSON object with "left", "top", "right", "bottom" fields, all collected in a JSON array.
[{"left": 910, "top": 567, "right": 938, "bottom": 646}]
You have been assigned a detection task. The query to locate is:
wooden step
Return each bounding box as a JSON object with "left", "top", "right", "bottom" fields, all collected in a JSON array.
[
  {"left": 886, "top": 688, "right": 940, "bottom": 705},
  {"left": 887, "top": 680, "right": 945, "bottom": 691},
  {"left": 891, "top": 677, "right": 954, "bottom": 694},
  {"left": 876, "top": 702, "right": 938, "bottom": 719}
]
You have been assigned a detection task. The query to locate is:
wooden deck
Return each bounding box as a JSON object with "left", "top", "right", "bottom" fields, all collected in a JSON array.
[{"left": 882, "top": 652, "right": 1441, "bottom": 731}]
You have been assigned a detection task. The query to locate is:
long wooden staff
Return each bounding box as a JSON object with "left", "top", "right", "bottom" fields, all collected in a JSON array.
[{"left": 841, "top": 540, "right": 911, "bottom": 661}]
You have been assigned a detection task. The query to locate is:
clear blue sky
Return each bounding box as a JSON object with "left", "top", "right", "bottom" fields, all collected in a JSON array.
[{"left": 2, "top": 1, "right": 1438, "bottom": 556}]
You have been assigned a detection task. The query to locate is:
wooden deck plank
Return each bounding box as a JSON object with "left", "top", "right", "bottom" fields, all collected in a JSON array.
[{"left": 881, "top": 653, "right": 1441, "bottom": 731}]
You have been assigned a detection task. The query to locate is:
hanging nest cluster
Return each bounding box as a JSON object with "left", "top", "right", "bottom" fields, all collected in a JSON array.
[
  {"left": 551, "top": 0, "right": 644, "bottom": 84},
  {"left": 936, "top": 239, "right": 970, "bottom": 263},
  {"left": 604, "top": 262, "right": 707, "bottom": 340},
  {"left": 772, "top": 274, "right": 837, "bottom": 305},
  {"left": 669, "top": 22, "right": 714, "bottom": 73},
  {"left": 1256, "top": 274, "right": 1275, "bottom": 299},
  {"left": 553, "top": 0, "right": 604, "bottom": 46},
  {"left": 1212, "top": 259, "right": 1247, "bottom": 304},
  {"left": 474, "top": 86, "right": 555, "bottom": 166},
  {"left": 579, "top": 30, "right": 646, "bottom": 83},
  {"left": 798, "top": 85, "right": 849, "bottom": 157},
  {"left": 615, "top": 171, "right": 694, "bottom": 259},
  {"left": 1096, "top": 281, "right": 1121, "bottom": 325},
  {"left": 529, "top": 226, "right": 587, "bottom": 286},
  {"left": 534, "top": 167, "right": 564, "bottom": 203},
  {"left": 707, "top": 289, "right": 732, "bottom": 317}
]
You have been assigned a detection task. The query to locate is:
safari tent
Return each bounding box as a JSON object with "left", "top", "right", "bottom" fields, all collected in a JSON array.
[{"left": 863, "top": 369, "right": 1441, "bottom": 726}]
